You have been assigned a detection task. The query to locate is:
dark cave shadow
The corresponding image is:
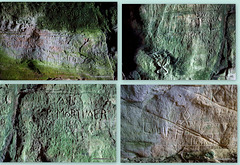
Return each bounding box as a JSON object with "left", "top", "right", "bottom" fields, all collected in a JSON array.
[
  {"left": 3, "top": 152, "right": 12, "bottom": 162},
  {"left": 122, "top": 4, "right": 144, "bottom": 79},
  {"left": 98, "top": 2, "right": 118, "bottom": 79}
]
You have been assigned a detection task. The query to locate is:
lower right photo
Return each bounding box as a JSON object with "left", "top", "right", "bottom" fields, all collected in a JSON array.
[{"left": 121, "top": 85, "right": 237, "bottom": 163}]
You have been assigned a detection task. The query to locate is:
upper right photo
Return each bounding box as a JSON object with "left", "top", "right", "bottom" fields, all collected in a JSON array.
[{"left": 122, "top": 4, "right": 236, "bottom": 80}]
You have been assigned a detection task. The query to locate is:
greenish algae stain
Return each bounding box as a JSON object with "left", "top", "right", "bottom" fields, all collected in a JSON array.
[
  {"left": 0, "top": 2, "right": 117, "bottom": 80},
  {"left": 126, "top": 4, "right": 235, "bottom": 80},
  {"left": 0, "top": 84, "right": 116, "bottom": 162},
  {"left": 0, "top": 49, "right": 114, "bottom": 80}
]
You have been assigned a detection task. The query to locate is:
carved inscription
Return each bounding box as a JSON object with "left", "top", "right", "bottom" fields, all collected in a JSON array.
[
  {"left": 0, "top": 84, "right": 116, "bottom": 162},
  {"left": 121, "top": 85, "right": 237, "bottom": 163}
]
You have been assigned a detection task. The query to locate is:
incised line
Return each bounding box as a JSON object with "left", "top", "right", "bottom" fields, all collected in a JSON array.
[{"left": 145, "top": 109, "right": 227, "bottom": 149}]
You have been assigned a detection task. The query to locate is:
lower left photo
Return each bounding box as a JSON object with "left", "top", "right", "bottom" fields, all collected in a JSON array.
[{"left": 0, "top": 84, "right": 116, "bottom": 162}]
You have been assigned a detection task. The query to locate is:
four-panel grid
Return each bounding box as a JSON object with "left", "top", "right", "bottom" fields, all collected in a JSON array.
[{"left": 0, "top": 2, "right": 237, "bottom": 163}]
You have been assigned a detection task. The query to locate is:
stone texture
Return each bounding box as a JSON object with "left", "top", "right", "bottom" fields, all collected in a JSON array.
[
  {"left": 121, "top": 85, "right": 237, "bottom": 163},
  {"left": 0, "top": 21, "right": 108, "bottom": 65},
  {"left": 0, "top": 2, "right": 117, "bottom": 80},
  {"left": 0, "top": 84, "right": 116, "bottom": 162},
  {"left": 123, "top": 4, "right": 235, "bottom": 80}
]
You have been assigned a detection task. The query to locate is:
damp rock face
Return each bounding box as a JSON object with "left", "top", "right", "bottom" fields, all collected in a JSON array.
[
  {"left": 123, "top": 4, "right": 236, "bottom": 80},
  {"left": 121, "top": 85, "right": 237, "bottom": 163},
  {"left": 0, "top": 84, "right": 116, "bottom": 162},
  {"left": 0, "top": 2, "right": 117, "bottom": 80}
]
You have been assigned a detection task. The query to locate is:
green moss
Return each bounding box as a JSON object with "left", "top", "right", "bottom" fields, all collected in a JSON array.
[
  {"left": 138, "top": 4, "right": 235, "bottom": 80},
  {"left": 205, "top": 151, "right": 214, "bottom": 159},
  {"left": 0, "top": 51, "right": 37, "bottom": 80},
  {"left": 10, "top": 84, "right": 116, "bottom": 162},
  {"left": 0, "top": 49, "right": 115, "bottom": 80},
  {"left": 193, "top": 68, "right": 211, "bottom": 80},
  {"left": 0, "top": 3, "right": 117, "bottom": 80},
  {"left": 0, "top": 84, "right": 117, "bottom": 162},
  {"left": 0, "top": 50, "right": 80, "bottom": 80},
  {"left": 135, "top": 50, "right": 158, "bottom": 80},
  {"left": 0, "top": 2, "right": 116, "bottom": 33}
]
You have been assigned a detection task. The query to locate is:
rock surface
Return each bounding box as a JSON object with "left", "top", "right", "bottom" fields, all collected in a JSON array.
[
  {"left": 121, "top": 85, "right": 237, "bottom": 163},
  {"left": 0, "top": 84, "right": 116, "bottom": 162},
  {"left": 0, "top": 22, "right": 108, "bottom": 65},
  {"left": 0, "top": 2, "right": 117, "bottom": 80},
  {"left": 123, "top": 4, "right": 235, "bottom": 80}
]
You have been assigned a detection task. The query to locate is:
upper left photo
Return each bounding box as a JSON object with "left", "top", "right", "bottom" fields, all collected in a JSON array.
[{"left": 0, "top": 2, "right": 117, "bottom": 80}]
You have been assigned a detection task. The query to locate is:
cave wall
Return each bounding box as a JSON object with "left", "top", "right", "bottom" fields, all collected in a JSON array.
[
  {"left": 0, "top": 20, "right": 108, "bottom": 65},
  {"left": 121, "top": 85, "right": 237, "bottom": 163},
  {"left": 0, "top": 2, "right": 117, "bottom": 80},
  {"left": 0, "top": 84, "right": 116, "bottom": 162},
  {"left": 124, "top": 4, "right": 236, "bottom": 80}
]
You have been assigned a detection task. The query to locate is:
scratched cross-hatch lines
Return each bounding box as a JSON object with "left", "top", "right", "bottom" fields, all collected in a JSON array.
[{"left": 121, "top": 85, "right": 237, "bottom": 163}]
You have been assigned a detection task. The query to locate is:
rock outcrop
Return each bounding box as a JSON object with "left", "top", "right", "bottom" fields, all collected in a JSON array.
[
  {"left": 121, "top": 85, "right": 237, "bottom": 162},
  {"left": 0, "top": 2, "right": 117, "bottom": 80},
  {"left": 0, "top": 19, "right": 108, "bottom": 65},
  {"left": 123, "top": 4, "right": 235, "bottom": 80},
  {"left": 0, "top": 84, "right": 116, "bottom": 162}
]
